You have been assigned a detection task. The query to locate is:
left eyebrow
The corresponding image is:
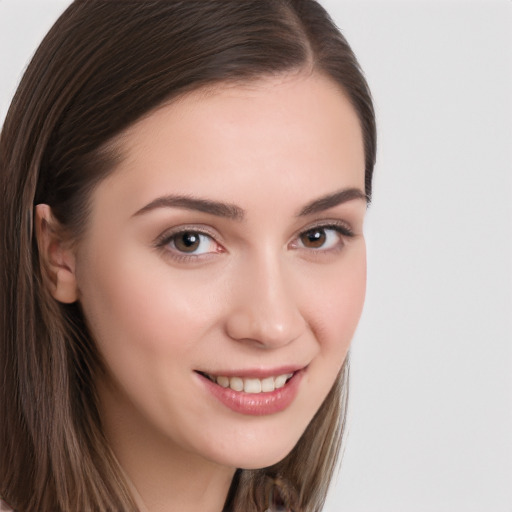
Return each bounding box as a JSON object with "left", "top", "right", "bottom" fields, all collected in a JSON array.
[{"left": 298, "top": 188, "right": 368, "bottom": 216}]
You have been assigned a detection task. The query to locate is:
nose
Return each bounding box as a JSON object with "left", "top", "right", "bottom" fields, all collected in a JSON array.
[{"left": 224, "top": 252, "right": 306, "bottom": 348}]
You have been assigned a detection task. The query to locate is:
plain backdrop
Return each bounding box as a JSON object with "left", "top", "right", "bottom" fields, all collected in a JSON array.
[{"left": 1, "top": 1, "right": 511, "bottom": 511}]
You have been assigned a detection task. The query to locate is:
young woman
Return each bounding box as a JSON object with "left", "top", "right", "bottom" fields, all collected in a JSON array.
[{"left": 0, "top": 1, "right": 376, "bottom": 511}]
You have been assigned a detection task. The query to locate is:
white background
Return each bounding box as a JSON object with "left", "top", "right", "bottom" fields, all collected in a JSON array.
[{"left": 1, "top": 1, "right": 511, "bottom": 511}]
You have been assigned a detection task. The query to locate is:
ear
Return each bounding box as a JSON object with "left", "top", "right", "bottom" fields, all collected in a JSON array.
[{"left": 35, "top": 204, "right": 78, "bottom": 304}]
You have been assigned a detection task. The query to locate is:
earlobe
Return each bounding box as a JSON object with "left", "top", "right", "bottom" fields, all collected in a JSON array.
[{"left": 34, "top": 204, "right": 78, "bottom": 304}]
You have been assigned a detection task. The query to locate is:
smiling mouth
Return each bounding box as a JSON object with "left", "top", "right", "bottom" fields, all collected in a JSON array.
[{"left": 197, "top": 372, "right": 295, "bottom": 394}]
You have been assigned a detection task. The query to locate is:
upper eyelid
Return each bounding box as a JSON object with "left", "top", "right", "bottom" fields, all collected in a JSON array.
[
  {"left": 293, "top": 219, "right": 355, "bottom": 238},
  {"left": 154, "top": 228, "right": 222, "bottom": 262},
  {"left": 153, "top": 224, "right": 222, "bottom": 247},
  {"left": 153, "top": 218, "right": 355, "bottom": 249}
]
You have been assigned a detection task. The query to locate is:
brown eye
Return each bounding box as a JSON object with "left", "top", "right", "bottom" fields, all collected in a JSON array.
[
  {"left": 157, "top": 229, "right": 221, "bottom": 260},
  {"left": 173, "top": 232, "right": 202, "bottom": 253},
  {"left": 300, "top": 228, "right": 327, "bottom": 248},
  {"left": 295, "top": 226, "right": 348, "bottom": 251}
]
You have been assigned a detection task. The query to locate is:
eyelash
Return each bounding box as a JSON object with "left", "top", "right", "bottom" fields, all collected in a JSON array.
[
  {"left": 154, "top": 225, "right": 222, "bottom": 263},
  {"left": 154, "top": 221, "right": 355, "bottom": 263},
  {"left": 292, "top": 222, "right": 354, "bottom": 252}
]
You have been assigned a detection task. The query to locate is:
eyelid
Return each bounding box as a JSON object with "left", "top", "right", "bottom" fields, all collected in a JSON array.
[
  {"left": 152, "top": 219, "right": 356, "bottom": 262},
  {"left": 153, "top": 224, "right": 225, "bottom": 262},
  {"left": 153, "top": 224, "right": 221, "bottom": 248},
  {"left": 292, "top": 219, "right": 355, "bottom": 240},
  {"left": 288, "top": 219, "right": 355, "bottom": 254}
]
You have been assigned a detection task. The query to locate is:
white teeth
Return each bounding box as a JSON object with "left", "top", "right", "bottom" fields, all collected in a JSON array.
[
  {"left": 229, "top": 377, "right": 244, "bottom": 392},
  {"left": 261, "top": 377, "right": 275, "bottom": 392},
  {"left": 212, "top": 373, "right": 294, "bottom": 393},
  {"left": 275, "top": 374, "right": 289, "bottom": 389},
  {"left": 216, "top": 376, "right": 230, "bottom": 388},
  {"left": 244, "top": 378, "right": 262, "bottom": 394}
]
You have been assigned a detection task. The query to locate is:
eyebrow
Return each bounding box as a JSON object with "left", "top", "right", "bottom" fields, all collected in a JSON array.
[
  {"left": 298, "top": 188, "right": 368, "bottom": 216},
  {"left": 132, "top": 195, "right": 245, "bottom": 220},
  {"left": 132, "top": 187, "right": 367, "bottom": 220}
]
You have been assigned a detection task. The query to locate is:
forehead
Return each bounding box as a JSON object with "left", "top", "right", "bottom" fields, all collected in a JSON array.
[
  {"left": 120, "top": 71, "right": 361, "bottom": 147},
  {"left": 94, "top": 72, "right": 365, "bottom": 215}
]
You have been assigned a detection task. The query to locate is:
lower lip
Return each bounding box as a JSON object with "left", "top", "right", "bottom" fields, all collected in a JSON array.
[{"left": 197, "top": 371, "right": 303, "bottom": 416}]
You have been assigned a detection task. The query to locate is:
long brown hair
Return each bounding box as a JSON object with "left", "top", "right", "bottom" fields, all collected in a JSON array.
[{"left": 0, "top": 1, "right": 376, "bottom": 510}]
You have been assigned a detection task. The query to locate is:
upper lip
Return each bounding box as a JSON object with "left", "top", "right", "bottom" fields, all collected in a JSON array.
[{"left": 195, "top": 364, "right": 306, "bottom": 379}]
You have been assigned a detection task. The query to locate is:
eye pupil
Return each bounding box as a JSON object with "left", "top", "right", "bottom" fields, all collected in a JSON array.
[
  {"left": 301, "top": 229, "right": 326, "bottom": 248},
  {"left": 175, "top": 232, "right": 200, "bottom": 252}
]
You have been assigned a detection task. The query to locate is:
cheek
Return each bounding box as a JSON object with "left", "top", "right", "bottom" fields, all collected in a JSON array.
[
  {"left": 75, "top": 249, "right": 228, "bottom": 441},
  {"left": 309, "top": 244, "right": 367, "bottom": 353},
  {"left": 76, "top": 244, "right": 220, "bottom": 372}
]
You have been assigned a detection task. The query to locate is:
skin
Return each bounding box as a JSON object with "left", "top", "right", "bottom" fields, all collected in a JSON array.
[{"left": 36, "top": 71, "right": 367, "bottom": 512}]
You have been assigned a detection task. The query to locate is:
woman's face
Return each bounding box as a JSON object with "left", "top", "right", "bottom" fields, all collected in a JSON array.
[{"left": 74, "top": 72, "right": 367, "bottom": 470}]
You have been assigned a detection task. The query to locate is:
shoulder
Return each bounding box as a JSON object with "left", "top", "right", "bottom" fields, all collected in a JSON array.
[{"left": 0, "top": 498, "right": 14, "bottom": 512}]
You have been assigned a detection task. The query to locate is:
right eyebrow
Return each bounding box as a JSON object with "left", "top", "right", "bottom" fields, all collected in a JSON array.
[{"left": 131, "top": 194, "right": 245, "bottom": 221}]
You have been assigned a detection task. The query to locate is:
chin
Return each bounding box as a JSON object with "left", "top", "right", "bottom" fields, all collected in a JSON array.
[{"left": 207, "top": 430, "right": 303, "bottom": 471}]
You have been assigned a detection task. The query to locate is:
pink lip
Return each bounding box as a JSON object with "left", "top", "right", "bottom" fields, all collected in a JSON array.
[{"left": 196, "top": 369, "right": 304, "bottom": 416}]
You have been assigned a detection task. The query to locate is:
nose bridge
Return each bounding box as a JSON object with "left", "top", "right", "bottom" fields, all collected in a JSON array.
[{"left": 225, "top": 246, "right": 305, "bottom": 347}]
